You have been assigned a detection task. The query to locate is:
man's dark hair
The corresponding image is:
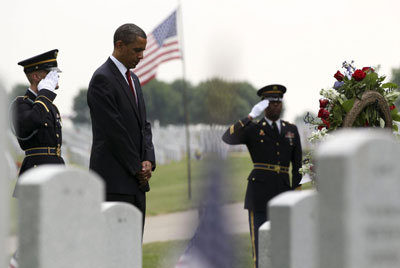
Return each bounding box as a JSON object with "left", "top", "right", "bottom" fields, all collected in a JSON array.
[{"left": 113, "top": 23, "right": 147, "bottom": 46}]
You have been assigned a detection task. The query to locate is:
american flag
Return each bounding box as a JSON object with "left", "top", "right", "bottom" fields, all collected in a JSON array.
[{"left": 134, "top": 10, "right": 181, "bottom": 86}]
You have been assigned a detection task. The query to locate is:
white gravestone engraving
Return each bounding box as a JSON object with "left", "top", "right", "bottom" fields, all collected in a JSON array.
[
  {"left": 316, "top": 129, "right": 400, "bottom": 268},
  {"left": 17, "top": 166, "right": 105, "bottom": 268},
  {"left": 268, "top": 190, "right": 317, "bottom": 268},
  {"left": 102, "top": 202, "right": 142, "bottom": 268}
]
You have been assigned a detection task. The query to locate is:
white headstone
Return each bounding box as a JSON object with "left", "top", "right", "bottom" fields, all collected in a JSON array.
[
  {"left": 0, "top": 86, "right": 8, "bottom": 268},
  {"left": 102, "top": 202, "right": 142, "bottom": 268},
  {"left": 258, "top": 221, "right": 271, "bottom": 268},
  {"left": 17, "top": 166, "right": 105, "bottom": 268},
  {"left": 269, "top": 190, "right": 317, "bottom": 268},
  {"left": 317, "top": 129, "right": 400, "bottom": 268}
]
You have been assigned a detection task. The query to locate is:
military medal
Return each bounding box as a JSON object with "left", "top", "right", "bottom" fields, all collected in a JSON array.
[
  {"left": 259, "top": 129, "right": 265, "bottom": 136},
  {"left": 285, "top": 131, "right": 295, "bottom": 145}
]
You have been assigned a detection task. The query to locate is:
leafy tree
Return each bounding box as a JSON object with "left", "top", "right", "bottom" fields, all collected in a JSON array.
[
  {"left": 142, "top": 79, "right": 185, "bottom": 125},
  {"left": 170, "top": 79, "right": 192, "bottom": 124},
  {"left": 391, "top": 65, "right": 400, "bottom": 107},
  {"left": 391, "top": 66, "right": 400, "bottom": 86},
  {"left": 191, "top": 78, "right": 258, "bottom": 124},
  {"left": 70, "top": 77, "right": 260, "bottom": 126},
  {"left": 71, "top": 88, "right": 91, "bottom": 125},
  {"left": 9, "top": 83, "right": 29, "bottom": 102}
]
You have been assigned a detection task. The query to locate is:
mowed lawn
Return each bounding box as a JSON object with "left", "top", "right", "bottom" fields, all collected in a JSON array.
[
  {"left": 146, "top": 152, "right": 253, "bottom": 216},
  {"left": 144, "top": 152, "right": 255, "bottom": 267},
  {"left": 143, "top": 233, "right": 254, "bottom": 268},
  {"left": 143, "top": 152, "right": 313, "bottom": 267}
]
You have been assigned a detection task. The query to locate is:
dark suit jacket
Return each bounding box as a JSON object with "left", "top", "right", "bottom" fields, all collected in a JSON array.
[
  {"left": 222, "top": 117, "right": 302, "bottom": 212},
  {"left": 87, "top": 58, "right": 156, "bottom": 195}
]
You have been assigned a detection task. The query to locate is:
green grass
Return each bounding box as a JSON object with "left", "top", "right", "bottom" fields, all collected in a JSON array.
[
  {"left": 143, "top": 233, "right": 253, "bottom": 268},
  {"left": 146, "top": 152, "right": 253, "bottom": 216}
]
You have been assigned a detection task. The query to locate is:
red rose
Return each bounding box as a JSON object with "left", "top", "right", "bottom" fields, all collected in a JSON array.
[
  {"left": 321, "top": 118, "right": 330, "bottom": 129},
  {"left": 390, "top": 105, "right": 396, "bottom": 111},
  {"left": 362, "top": 67, "right": 374, "bottom": 73},
  {"left": 352, "top": 69, "right": 366, "bottom": 81},
  {"left": 319, "top": 99, "right": 329, "bottom": 108},
  {"left": 318, "top": 125, "right": 324, "bottom": 130},
  {"left": 318, "top": 108, "right": 330, "bottom": 119},
  {"left": 334, "top": 71, "right": 344, "bottom": 81}
]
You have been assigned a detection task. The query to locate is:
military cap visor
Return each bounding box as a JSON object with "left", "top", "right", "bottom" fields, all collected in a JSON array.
[
  {"left": 257, "top": 84, "right": 286, "bottom": 100},
  {"left": 18, "top": 49, "right": 61, "bottom": 73}
]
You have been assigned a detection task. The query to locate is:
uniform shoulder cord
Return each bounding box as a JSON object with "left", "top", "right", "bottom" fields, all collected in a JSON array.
[{"left": 9, "top": 96, "right": 39, "bottom": 141}]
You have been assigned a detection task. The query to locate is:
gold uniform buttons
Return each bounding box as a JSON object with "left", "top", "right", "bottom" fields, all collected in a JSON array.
[
  {"left": 56, "top": 134, "right": 59, "bottom": 138},
  {"left": 34, "top": 165, "right": 37, "bottom": 167},
  {"left": 262, "top": 122, "right": 266, "bottom": 126},
  {"left": 44, "top": 123, "right": 48, "bottom": 127},
  {"left": 276, "top": 142, "right": 280, "bottom": 146},
  {"left": 252, "top": 178, "right": 256, "bottom": 181},
  {"left": 260, "top": 139, "right": 264, "bottom": 143},
  {"left": 277, "top": 152, "right": 280, "bottom": 155}
]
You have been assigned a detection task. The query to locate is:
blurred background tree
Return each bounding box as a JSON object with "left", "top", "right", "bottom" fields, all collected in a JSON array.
[
  {"left": 8, "top": 83, "right": 29, "bottom": 102},
  {"left": 391, "top": 65, "right": 400, "bottom": 108},
  {"left": 69, "top": 77, "right": 265, "bottom": 126},
  {"left": 71, "top": 88, "right": 90, "bottom": 125}
]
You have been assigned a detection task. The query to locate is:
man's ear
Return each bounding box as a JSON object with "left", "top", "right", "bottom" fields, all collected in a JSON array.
[{"left": 115, "top": 40, "right": 124, "bottom": 51}]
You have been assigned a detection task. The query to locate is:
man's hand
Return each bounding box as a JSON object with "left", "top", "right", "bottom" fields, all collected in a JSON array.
[
  {"left": 248, "top": 99, "right": 269, "bottom": 119},
  {"left": 38, "top": 71, "right": 59, "bottom": 92},
  {"left": 136, "top": 161, "right": 152, "bottom": 186}
]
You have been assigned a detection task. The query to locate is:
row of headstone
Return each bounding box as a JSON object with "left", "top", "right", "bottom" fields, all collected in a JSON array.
[
  {"left": 7, "top": 122, "right": 241, "bottom": 168},
  {"left": 259, "top": 129, "right": 400, "bottom": 268},
  {"left": 17, "top": 166, "right": 142, "bottom": 268}
]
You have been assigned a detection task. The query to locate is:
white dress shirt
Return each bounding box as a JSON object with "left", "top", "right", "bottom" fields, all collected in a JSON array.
[
  {"left": 109, "top": 56, "right": 138, "bottom": 102},
  {"left": 265, "top": 117, "right": 281, "bottom": 133}
]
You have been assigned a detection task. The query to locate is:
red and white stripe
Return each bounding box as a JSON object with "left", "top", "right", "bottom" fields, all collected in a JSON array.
[{"left": 134, "top": 34, "right": 181, "bottom": 86}]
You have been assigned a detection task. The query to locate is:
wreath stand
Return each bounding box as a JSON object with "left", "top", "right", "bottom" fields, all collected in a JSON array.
[{"left": 342, "top": 90, "right": 393, "bottom": 129}]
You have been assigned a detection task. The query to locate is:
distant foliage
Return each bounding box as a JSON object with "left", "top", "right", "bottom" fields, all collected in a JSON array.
[
  {"left": 9, "top": 83, "right": 29, "bottom": 101},
  {"left": 142, "top": 78, "right": 259, "bottom": 125},
  {"left": 70, "top": 78, "right": 260, "bottom": 126},
  {"left": 71, "top": 88, "right": 90, "bottom": 125},
  {"left": 391, "top": 66, "right": 400, "bottom": 108}
]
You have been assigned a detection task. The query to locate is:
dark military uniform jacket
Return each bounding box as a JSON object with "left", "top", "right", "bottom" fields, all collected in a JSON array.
[
  {"left": 11, "top": 88, "right": 65, "bottom": 180},
  {"left": 222, "top": 117, "right": 302, "bottom": 212}
]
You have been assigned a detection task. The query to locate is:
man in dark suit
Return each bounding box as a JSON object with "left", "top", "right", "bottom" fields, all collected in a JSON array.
[
  {"left": 222, "top": 84, "right": 302, "bottom": 268},
  {"left": 87, "top": 23, "right": 156, "bottom": 227}
]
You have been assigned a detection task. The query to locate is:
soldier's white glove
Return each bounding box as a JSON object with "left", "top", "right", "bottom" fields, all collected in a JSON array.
[
  {"left": 38, "top": 71, "right": 59, "bottom": 92},
  {"left": 249, "top": 100, "right": 269, "bottom": 119}
]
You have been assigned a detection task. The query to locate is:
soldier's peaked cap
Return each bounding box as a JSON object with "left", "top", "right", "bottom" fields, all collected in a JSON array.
[
  {"left": 257, "top": 84, "right": 286, "bottom": 99},
  {"left": 18, "top": 49, "right": 61, "bottom": 74}
]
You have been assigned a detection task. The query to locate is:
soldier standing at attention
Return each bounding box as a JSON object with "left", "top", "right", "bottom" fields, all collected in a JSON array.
[
  {"left": 222, "top": 84, "right": 302, "bottom": 268},
  {"left": 9, "top": 49, "right": 65, "bottom": 268}
]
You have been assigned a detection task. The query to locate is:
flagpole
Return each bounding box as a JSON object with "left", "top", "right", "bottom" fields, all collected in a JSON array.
[{"left": 177, "top": 2, "right": 192, "bottom": 200}]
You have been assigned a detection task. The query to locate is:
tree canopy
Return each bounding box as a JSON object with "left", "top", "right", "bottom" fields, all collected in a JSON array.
[{"left": 69, "top": 77, "right": 262, "bottom": 126}]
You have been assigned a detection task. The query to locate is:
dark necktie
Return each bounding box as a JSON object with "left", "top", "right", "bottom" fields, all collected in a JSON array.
[
  {"left": 125, "top": 70, "right": 138, "bottom": 105},
  {"left": 272, "top": 121, "right": 279, "bottom": 137}
]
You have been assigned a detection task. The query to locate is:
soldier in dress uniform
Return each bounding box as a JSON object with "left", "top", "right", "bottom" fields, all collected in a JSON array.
[
  {"left": 222, "top": 84, "right": 302, "bottom": 268},
  {"left": 9, "top": 49, "right": 65, "bottom": 268}
]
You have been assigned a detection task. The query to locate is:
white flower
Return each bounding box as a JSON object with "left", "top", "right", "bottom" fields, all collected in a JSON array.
[
  {"left": 320, "top": 88, "right": 340, "bottom": 101},
  {"left": 384, "top": 91, "right": 400, "bottom": 103},
  {"left": 299, "top": 162, "right": 313, "bottom": 176},
  {"left": 308, "top": 128, "right": 330, "bottom": 143}
]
